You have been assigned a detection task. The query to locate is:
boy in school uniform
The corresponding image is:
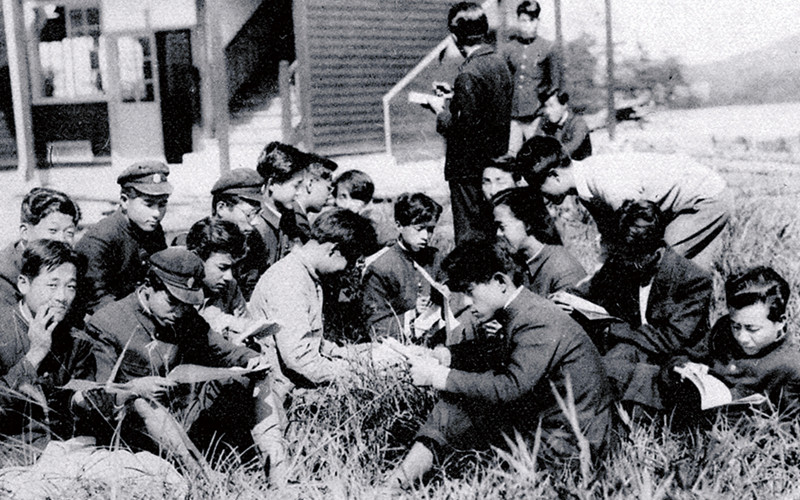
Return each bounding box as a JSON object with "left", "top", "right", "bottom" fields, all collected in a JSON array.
[
  {"left": 480, "top": 154, "right": 527, "bottom": 202},
  {"left": 333, "top": 169, "right": 396, "bottom": 247},
  {"left": 362, "top": 193, "right": 443, "bottom": 341},
  {"left": 248, "top": 209, "right": 379, "bottom": 479},
  {"left": 86, "top": 248, "right": 279, "bottom": 478},
  {"left": 281, "top": 152, "right": 338, "bottom": 247},
  {"left": 0, "top": 188, "right": 81, "bottom": 307},
  {"left": 536, "top": 89, "right": 592, "bottom": 160},
  {"left": 253, "top": 142, "right": 307, "bottom": 268},
  {"left": 76, "top": 161, "right": 170, "bottom": 313},
  {"left": 501, "top": 0, "right": 559, "bottom": 155},
  {"left": 0, "top": 240, "right": 95, "bottom": 446},
  {"left": 517, "top": 136, "right": 732, "bottom": 271},
  {"left": 388, "top": 240, "right": 615, "bottom": 487}
]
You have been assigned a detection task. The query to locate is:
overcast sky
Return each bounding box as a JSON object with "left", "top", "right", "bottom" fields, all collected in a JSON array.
[{"left": 536, "top": 0, "right": 800, "bottom": 66}]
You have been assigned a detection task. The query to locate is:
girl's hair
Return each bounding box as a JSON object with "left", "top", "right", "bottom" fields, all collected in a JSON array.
[
  {"left": 491, "top": 187, "right": 562, "bottom": 245},
  {"left": 726, "top": 266, "right": 790, "bottom": 322}
]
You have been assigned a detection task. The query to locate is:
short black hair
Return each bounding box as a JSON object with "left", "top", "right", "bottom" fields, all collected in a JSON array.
[
  {"left": 606, "top": 200, "right": 666, "bottom": 260},
  {"left": 186, "top": 217, "right": 247, "bottom": 262},
  {"left": 517, "top": 0, "right": 541, "bottom": 19},
  {"left": 448, "top": 2, "right": 488, "bottom": 46},
  {"left": 256, "top": 141, "right": 306, "bottom": 184},
  {"left": 21, "top": 187, "right": 81, "bottom": 226},
  {"left": 20, "top": 239, "right": 82, "bottom": 280},
  {"left": 539, "top": 89, "right": 569, "bottom": 105},
  {"left": 726, "top": 266, "right": 790, "bottom": 323},
  {"left": 303, "top": 154, "right": 338, "bottom": 183},
  {"left": 211, "top": 193, "right": 260, "bottom": 216},
  {"left": 312, "top": 208, "right": 378, "bottom": 264},
  {"left": 442, "top": 238, "right": 522, "bottom": 293},
  {"left": 492, "top": 187, "right": 562, "bottom": 245},
  {"left": 333, "top": 170, "right": 375, "bottom": 203},
  {"left": 516, "top": 136, "right": 571, "bottom": 186},
  {"left": 394, "top": 192, "right": 443, "bottom": 227},
  {"left": 484, "top": 154, "right": 523, "bottom": 181}
]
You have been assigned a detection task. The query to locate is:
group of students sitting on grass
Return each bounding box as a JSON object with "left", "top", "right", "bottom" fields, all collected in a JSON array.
[{"left": 0, "top": 135, "right": 798, "bottom": 489}]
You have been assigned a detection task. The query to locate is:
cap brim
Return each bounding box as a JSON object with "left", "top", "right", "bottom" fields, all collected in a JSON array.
[
  {"left": 164, "top": 282, "right": 204, "bottom": 306},
  {"left": 237, "top": 192, "right": 263, "bottom": 203},
  {"left": 129, "top": 182, "right": 174, "bottom": 196}
]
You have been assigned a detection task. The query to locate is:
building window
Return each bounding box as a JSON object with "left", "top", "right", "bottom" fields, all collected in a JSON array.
[
  {"left": 117, "top": 36, "right": 156, "bottom": 103},
  {"left": 26, "top": 2, "right": 105, "bottom": 102}
]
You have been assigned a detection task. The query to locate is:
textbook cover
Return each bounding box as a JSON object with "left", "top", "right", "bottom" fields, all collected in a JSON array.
[
  {"left": 554, "top": 292, "right": 621, "bottom": 322},
  {"left": 673, "top": 362, "right": 768, "bottom": 410}
]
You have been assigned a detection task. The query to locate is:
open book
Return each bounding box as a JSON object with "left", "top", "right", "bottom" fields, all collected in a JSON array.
[
  {"left": 399, "top": 262, "right": 460, "bottom": 341},
  {"left": 552, "top": 292, "right": 621, "bottom": 322},
  {"left": 408, "top": 91, "right": 447, "bottom": 111},
  {"left": 673, "top": 362, "right": 768, "bottom": 410}
]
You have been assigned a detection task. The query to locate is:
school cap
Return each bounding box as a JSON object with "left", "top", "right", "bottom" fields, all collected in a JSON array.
[
  {"left": 117, "top": 161, "right": 173, "bottom": 196},
  {"left": 210, "top": 168, "right": 263, "bottom": 203},
  {"left": 149, "top": 248, "right": 205, "bottom": 306}
]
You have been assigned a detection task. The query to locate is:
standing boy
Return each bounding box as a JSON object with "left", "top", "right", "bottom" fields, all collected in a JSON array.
[
  {"left": 502, "top": 0, "right": 559, "bottom": 154},
  {"left": 429, "top": 2, "right": 512, "bottom": 244},
  {"left": 389, "top": 240, "right": 614, "bottom": 487},
  {"left": 0, "top": 240, "right": 95, "bottom": 445},
  {"left": 76, "top": 161, "right": 171, "bottom": 313},
  {"left": 362, "top": 193, "right": 443, "bottom": 341},
  {"left": 0, "top": 187, "right": 81, "bottom": 307}
]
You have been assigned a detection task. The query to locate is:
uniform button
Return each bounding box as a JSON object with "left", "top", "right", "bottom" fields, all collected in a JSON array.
[
  {"left": 518, "top": 85, "right": 523, "bottom": 89},
  {"left": 520, "top": 76, "right": 525, "bottom": 80},
  {"left": 523, "top": 54, "right": 527, "bottom": 59},
  {"left": 521, "top": 64, "right": 526, "bottom": 69}
]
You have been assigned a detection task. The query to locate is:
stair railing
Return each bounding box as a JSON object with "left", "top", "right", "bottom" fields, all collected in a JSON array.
[{"left": 279, "top": 60, "right": 302, "bottom": 145}]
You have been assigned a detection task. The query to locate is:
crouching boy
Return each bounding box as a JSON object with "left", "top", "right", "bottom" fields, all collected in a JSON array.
[
  {"left": 86, "top": 248, "right": 279, "bottom": 477},
  {"left": 0, "top": 240, "right": 95, "bottom": 446},
  {"left": 389, "top": 240, "right": 615, "bottom": 486}
]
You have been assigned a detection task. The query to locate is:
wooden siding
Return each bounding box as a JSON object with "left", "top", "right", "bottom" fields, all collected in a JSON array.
[{"left": 298, "top": 0, "right": 451, "bottom": 155}]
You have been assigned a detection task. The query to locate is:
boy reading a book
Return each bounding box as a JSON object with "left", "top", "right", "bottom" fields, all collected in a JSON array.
[
  {"left": 362, "top": 193, "right": 443, "bottom": 341},
  {"left": 492, "top": 187, "right": 585, "bottom": 295},
  {"left": 661, "top": 266, "right": 800, "bottom": 414},
  {"left": 388, "top": 240, "right": 614, "bottom": 487}
]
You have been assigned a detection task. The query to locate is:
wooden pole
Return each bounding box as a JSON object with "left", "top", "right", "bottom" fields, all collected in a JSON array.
[
  {"left": 553, "top": 0, "right": 563, "bottom": 88},
  {"left": 206, "top": 0, "right": 230, "bottom": 173},
  {"left": 605, "top": 0, "right": 615, "bottom": 140},
  {"left": 279, "top": 60, "right": 293, "bottom": 145}
]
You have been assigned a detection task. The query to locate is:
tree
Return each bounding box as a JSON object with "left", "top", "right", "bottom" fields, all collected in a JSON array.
[{"left": 561, "top": 34, "right": 603, "bottom": 114}]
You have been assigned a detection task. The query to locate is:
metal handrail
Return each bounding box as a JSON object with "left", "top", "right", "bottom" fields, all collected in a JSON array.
[{"left": 280, "top": 60, "right": 302, "bottom": 145}]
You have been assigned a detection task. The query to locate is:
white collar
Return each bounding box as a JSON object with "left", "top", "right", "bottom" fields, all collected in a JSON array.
[{"left": 503, "top": 286, "right": 524, "bottom": 309}]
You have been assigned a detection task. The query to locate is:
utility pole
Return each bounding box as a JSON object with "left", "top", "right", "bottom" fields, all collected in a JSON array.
[
  {"left": 553, "top": 0, "right": 563, "bottom": 88},
  {"left": 605, "top": 0, "right": 616, "bottom": 140}
]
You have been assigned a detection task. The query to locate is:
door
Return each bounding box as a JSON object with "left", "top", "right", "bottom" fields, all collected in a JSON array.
[{"left": 106, "top": 32, "right": 165, "bottom": 165}]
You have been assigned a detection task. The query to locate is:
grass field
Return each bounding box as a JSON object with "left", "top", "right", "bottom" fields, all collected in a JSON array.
[{"left": 3, "top": 106, "right": 800, "bottom": 498}]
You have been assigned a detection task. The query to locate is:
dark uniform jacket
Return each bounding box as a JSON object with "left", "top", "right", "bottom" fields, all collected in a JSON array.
[
  {"left": 76, "top": 210, "right": 167, "bottom": 313},
  {"left": 253, "top": 205, "right": 291, "bottom": 270},
  {"left": 362, "top": 242, "right": 440, "bottom": 340},
  {"left": 437, "top": 45, "right": 513, "bottom": 181},
  {"left": 0, "top": 304, "right": 96, "bottom": 440},
  {"left": 0, "top": 241, "right": 23, "bottom": 307},
  {"left": 523, "top": 245, "right": 586, "bottom": 297},
  {"left": 280, "top": 202, "right": 312, "bottom": 249},
  {"left": 87, "top": 292, "right": 257, "bottom": 384},
  {"left": 441, "top": 288, "right": 615, "bottom": 455},
  {"left": 501, "top": 34, "right": 559, "bottom": 118},
  {"left": 537, "top": 111, "right": 593, "bottom": 160}
]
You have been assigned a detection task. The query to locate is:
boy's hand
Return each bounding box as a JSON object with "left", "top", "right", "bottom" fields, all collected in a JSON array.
[
  {"left": 482, "top": 320, "right": 502, "bottom": 335},
  {"left": 548, "top": 291, "right": 575, "bottom": 314},
  {"left": 415, "top": 295, "right": 432, "bottom": 315},
  {"left": 245, "top": 355, "right": 272, "bottom": 372},
  {"left": 125, "top": 376, "right": 177, "bottom": 402},
  {"left": 25, "top": 305, "right": 60, "bottom": 368},
  {"left": 408, "top": 356, "right": 450, "bottom": 390}
]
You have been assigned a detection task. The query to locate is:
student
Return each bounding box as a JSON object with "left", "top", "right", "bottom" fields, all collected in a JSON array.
[
  {"left": 492, "top": 188, "right": 585, "bottom": 295},
  {"left": 86, "top": 248, "right": 279, "bottom": 479},
  {"left": 517, "top": 136, "right": 732, "bottom": 271},
  {"left": 248, "top": 209, "right": 378, "bottom": 478},
  {"left": 0, "top": 187, "right": 81, "bottom": 307},
  {"left": 662, "top": 267, "right": 800, "bottom": 413},
  {"left": 553, "top": 201, "right": 713, "bottom": 411},
  {"left": 501, "top": 0, "right": 559, "bottom": 155},
  {"left": 76, "top": 161, "right": 170, "bottom": 313},
  {"left": 536, "top": 89, "right": 592, "bottom": 160},
  {"left": 388, "top": 240, "right": 614, "bottom": 487},
  {"left": 185, "top": 217, "right": 251, "bottom": 338},
  {"left": 0, "top": 240, "right": 95, "bottom": 445},
  {"left": 362, "top": 193, "right": 443, "bottom": 341},
  {"left": 480, "top": 154, "right": 526, "bottom": 201},
  {"left": 208, "top": 168, "right": 269, "bottom": 300},
  {"left": 253, "top": 141, "right": 307, "bottom": 268},
  {"left": 429, "top": 2, "right": 512, "bottom": 244},
  {"left": 281, "top": 152, "right": 338, "bottom": 247},
  {"left": 333, "top": 169, "right": 375, "bottom": 213}
]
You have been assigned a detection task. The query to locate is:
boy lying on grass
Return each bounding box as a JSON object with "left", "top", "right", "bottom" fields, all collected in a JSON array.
[
  {"left": 661, "top": 266, "right": 800, "bottom": 418},
  {"left": 387, "top": 240, "right": 616, "bottom": 487}
]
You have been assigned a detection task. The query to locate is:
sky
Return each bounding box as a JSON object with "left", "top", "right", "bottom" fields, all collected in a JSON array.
[{"left": 534, "top": 0, "right": 800, "bottom": 66}]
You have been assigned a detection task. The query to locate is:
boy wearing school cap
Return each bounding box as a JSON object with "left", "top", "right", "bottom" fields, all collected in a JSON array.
[
  {"left": 86, "top": 247, "right": 284, "bottom": 481},
  {"left": 76, "top": 161, "right": 170, "bottom": 314}
]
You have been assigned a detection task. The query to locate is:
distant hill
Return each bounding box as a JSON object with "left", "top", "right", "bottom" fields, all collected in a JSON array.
[{"left": 686, "top": 33, "right": 800, "bottom": 106}]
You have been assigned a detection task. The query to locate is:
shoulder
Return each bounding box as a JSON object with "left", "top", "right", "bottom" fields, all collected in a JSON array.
[
  {"left": 0, "top": 243, "right": 21, "bottom": 282},
  {"left": 366, "top": 245, "right": 407, "bottom": 274},
  {"left": 77, "top": 212, "right": 126, "bottom": 246},
  {"left": 659, "top": 248, "right": 712, "bottom": 287},
  {"left": 87, "top": 294, "right": 137, "bottom": 337},
  {"left": 506, "top": 289, "right": 581, "bottom": 334}
]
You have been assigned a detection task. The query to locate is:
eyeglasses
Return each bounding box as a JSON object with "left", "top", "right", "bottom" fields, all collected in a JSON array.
[{"left": 235, "top": 204, "right": 261, "bottom": 222}]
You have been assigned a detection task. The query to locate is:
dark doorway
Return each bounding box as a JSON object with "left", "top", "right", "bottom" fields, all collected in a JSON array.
[{"left": 156, "top": 30, "right": 195, "bottom": 164}]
